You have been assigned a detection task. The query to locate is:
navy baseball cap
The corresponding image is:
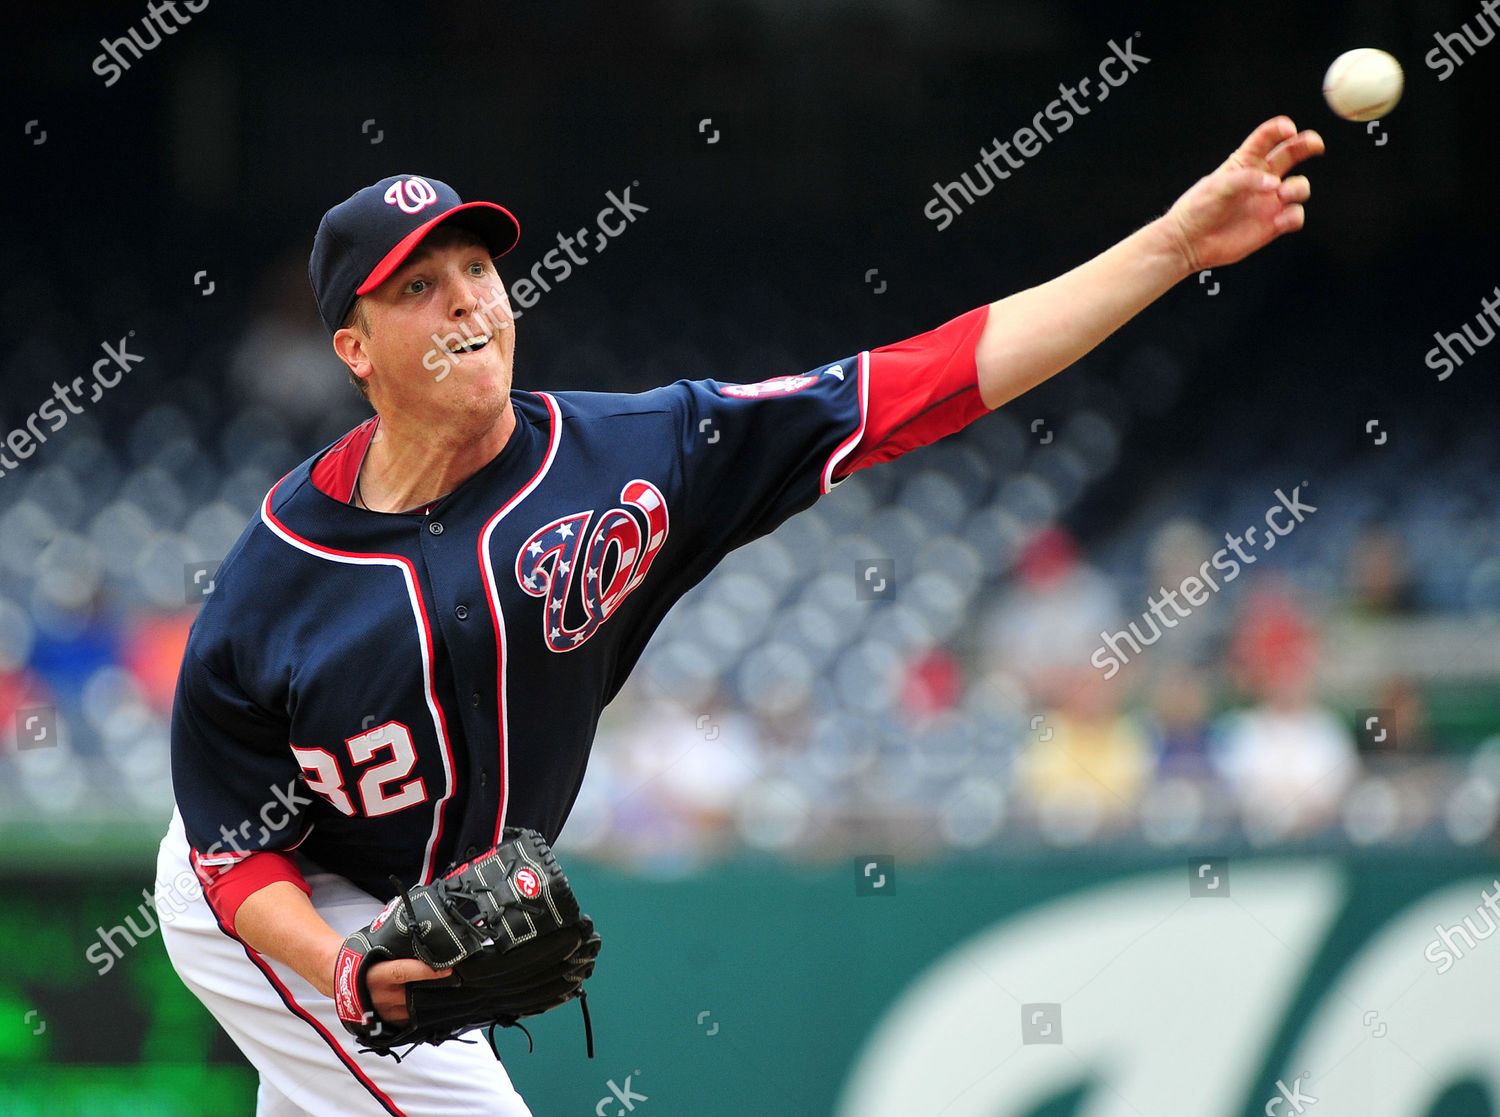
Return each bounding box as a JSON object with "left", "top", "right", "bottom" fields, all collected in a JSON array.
[{"left": 309, "top": 174, "right": 520, "bottom": 334}]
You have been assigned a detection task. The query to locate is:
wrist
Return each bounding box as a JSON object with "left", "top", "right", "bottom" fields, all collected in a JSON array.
[
  {"left": 1146, "top": 213, "right": 1198, "bottom": 281},
  {"left": 307, "top": 931, "right": 346, "bottom": 998}
]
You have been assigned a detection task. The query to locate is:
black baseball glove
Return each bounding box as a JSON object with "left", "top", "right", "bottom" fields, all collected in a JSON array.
[{"left": 333, "top": 828, "right": 601, "bottom": 1058}]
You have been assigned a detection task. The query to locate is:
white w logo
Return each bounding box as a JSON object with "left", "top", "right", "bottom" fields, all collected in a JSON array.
[{"left": 382, "top": 177, "right": 440, "bottom": 215}]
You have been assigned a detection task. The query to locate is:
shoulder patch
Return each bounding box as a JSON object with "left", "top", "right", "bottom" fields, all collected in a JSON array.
[{"left": 718, "top": 374, "right": 820, "bottom": 399}]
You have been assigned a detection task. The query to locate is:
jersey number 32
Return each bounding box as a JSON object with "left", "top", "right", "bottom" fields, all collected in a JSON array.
[{"left": 290, "top": 720, "right": 427, "bottom": 818}]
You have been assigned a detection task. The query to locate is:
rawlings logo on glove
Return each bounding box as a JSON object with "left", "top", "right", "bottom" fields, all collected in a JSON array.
[{"left": 334, "top": 828, "right": 601, "bottom": 1058}]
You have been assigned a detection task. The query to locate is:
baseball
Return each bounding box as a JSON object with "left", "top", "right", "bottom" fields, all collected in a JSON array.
[{"left": 1322, "top": 48, "right": 1404, "bottom": 121}]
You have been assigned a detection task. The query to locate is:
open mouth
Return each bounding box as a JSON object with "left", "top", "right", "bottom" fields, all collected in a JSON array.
[{"left": 447, "top": 333, "right": 491, "bottom": 354}]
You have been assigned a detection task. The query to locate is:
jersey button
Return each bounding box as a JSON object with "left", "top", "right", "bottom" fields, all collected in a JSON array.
[
  {"left": 455, "top": 604, "right": 469, "bottom": 620},
  {"left": 471, "top": 691, "right": 481, "bottom": 708},
  {"left": 428, "top": 521, "right": 444, "bottom": 535},
  {"left": 480, "top": 770, "right": 489, "bottom": 787}
]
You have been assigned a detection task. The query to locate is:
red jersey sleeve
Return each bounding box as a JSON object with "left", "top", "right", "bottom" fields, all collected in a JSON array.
[
  {"left": 835, "top": 304, "right": 991, "bottom": 480},
  {"left": 192, "top": 848, "right": 313, "bottom": 935}
]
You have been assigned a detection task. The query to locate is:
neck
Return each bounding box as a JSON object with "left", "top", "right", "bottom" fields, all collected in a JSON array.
[{"left": 358, "top": 397, "right": 517, "bottom": 513}]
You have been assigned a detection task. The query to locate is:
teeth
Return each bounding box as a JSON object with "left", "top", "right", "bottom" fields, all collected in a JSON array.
[{"left": 447, "top": 334, "right": 491, "bottom": 354}]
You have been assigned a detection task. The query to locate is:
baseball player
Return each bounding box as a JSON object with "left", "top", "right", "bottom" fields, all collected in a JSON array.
[{"left": 155, "top": 116, "right": 1322, "bottom": 1115}]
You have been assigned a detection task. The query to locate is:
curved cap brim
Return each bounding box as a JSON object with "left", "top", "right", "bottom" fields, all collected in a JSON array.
[{"left": 356, "top": 201, "right": 521, "bottom": 297}]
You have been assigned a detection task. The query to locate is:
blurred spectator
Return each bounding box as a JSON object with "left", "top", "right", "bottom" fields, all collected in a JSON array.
[
  {"left": 1143, "top": 665, "right": 1216, "bottom": 778},
  {"left": 1016, "top": 668, "right": 1155, "bottom": 828},
  {"left": 981, "top": 526, "right": 1124, "bottom": 704},
  {"left": 121, "top": 612, "right": 195, "bottom": 712},
  {"left": 899, "top": 646, "right": 964, "bottom": 723},
  {"left": 1143, "top": 517, "right": 1227, "bottom": 665},
  {"left": 0, "top": 663, "right": 52, "bottom": 755},
  {"left": 1357, "top": 678, "right": 1434, "bottom": 760},
  {"left": 228, "top": 252, "right": 365, "bottom": 438},
  {"left": 1343, "top": 527, "right": 1416, "bottom": 617},
  {"left": 27, "top": 593, "right": 122, "bottom": 706},
  {"left": 1212, "top": 589, "right": 1360, "bottom": 837},
  {"left": 611, "top": 690, "right": 762, "bottom": 858}
]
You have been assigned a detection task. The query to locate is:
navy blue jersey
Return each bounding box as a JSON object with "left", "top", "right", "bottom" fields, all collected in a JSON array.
[{"left": 172, "top": 356, "right": 868, "bottom": 899}]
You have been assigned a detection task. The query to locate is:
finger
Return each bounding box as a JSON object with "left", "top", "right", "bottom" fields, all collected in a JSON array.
[
  {"left": 1220, "top": 167, "right": 1282, "bottom": 196},
  {"left": 1277, "top": 174, "right": 1311, "bottom": 204},
  {"left": 378, "top": 1003, "right": 410, "bottom": 1025},
  {"left": 1236, "top": 116, "right": 1297, "bottom": 164},
  {"left": 1267, "top": 130, "right": 1325, "bottom": 176},
  {"left": 369, "top": 980, "right": 410, "bottom": 1022},
  {"left": 1274, "top": 203, "right": 1306, "bottom": 233},
  {"left": 373, "top": 959, "right": 454, "bottom": 985}
]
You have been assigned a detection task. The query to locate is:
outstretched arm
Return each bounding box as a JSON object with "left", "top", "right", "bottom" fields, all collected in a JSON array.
[{"left": 975, "top": 116, "right": 1325, "bottom": 411}]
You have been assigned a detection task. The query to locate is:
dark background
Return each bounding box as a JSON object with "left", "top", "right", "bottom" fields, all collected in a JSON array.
[{"left": 6, "top": 0, "right": 1496, "bottom": 491}]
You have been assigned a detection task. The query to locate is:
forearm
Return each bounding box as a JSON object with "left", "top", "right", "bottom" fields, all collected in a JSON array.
[
  {"left": 234, "top": 881, "right": 344, "bottom": 997},
  {"left": 975, "top": 215, "right": 1191, "bottom": 410}
]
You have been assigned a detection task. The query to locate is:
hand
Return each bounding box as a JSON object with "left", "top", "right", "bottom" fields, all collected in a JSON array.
[
  {"left": 364, "top": 958, "right": 454, "bottom": 1025},
  {"left": 1163, "top": 116, "right": 1325, "bottom": 273}
]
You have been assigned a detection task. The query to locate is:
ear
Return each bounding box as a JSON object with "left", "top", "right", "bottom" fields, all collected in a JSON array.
[{"left": 333, "top": 327, "right": 374, "bottom": 390}]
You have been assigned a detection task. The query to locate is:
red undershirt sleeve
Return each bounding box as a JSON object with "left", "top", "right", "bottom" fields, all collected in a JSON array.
[
  {"left": 836, "top": 303, "right": 992, "bottom": 479},
  {"left": 193, "top": 849, "right": 313, "bottom": 936}
]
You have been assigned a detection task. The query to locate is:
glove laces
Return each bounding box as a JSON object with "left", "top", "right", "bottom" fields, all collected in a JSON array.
[{"left": 478, "top": 991, "right": 594, "bottom": 1062}]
